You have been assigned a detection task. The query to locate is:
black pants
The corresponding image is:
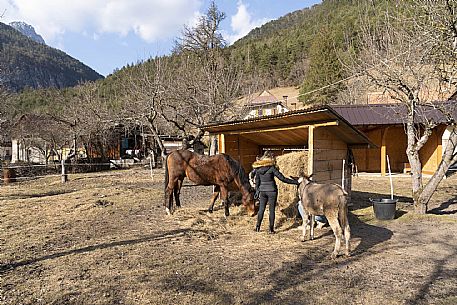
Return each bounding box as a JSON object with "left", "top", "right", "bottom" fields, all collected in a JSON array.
[{"left": 256, "top": 191, "right": 278, "bottom": 229}]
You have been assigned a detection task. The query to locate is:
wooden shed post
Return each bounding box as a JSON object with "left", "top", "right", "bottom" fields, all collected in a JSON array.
[
  {"left": 381, "top": 127, "right": 388, "bottom": 176},
  {"left": 308, "top": 126, "right": 314, "bottom": 176},
  {"left": 218, "top": 133, "right": 225, "bottom": 153}
]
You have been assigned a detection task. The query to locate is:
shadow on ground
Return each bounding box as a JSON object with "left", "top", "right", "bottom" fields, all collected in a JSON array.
[
  {"left": 244, "top": 212, "right": 393, "bottom": 305},
  {"left": 351, "top": 190, "right": 413, "bottom": 210},
  {"left": 0, "top": 228, "right": 206, "bottom": 274},
  {"left": 0, "top": 189, "right": 77, "bottom": 200},
  {"left": 428, "top": 196, "right": 457, "bottom": 215}
]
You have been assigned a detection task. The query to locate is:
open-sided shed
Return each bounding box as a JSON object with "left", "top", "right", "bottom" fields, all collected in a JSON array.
[
  {"left": 333, "top": 103, "right": 457, "bottom": 175},
  {"left": 203, "top": 106, "right": 375, "bottom": 190}
]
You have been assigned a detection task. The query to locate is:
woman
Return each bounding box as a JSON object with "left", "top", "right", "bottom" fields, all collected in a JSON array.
[{"left": 252, "top": 152, "right": 299, "bottom": 233}]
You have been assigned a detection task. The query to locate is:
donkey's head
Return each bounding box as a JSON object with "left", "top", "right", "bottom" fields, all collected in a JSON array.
[{"left": 297, "top": 174, "right": 313, "bottom": 186}]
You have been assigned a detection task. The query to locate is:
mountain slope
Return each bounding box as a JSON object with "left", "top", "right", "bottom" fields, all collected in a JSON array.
[
  {"left": 0, "top": 22, "right": 103, "bottom": 92},
  {"left": 228, "top": 0, "right": 393, "bottom": 102},
  {"left": 228, "top": 0, "right": 358, "bottom": 87}
]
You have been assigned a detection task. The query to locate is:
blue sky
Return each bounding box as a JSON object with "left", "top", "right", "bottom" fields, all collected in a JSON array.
[{"left": 1, "top": 0, "right": 321, "bottom": 76}]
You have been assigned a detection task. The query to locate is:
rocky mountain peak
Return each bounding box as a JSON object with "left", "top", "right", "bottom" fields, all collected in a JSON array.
[{"left": 9, "top": 21, "right": 46, "bottom": 44}]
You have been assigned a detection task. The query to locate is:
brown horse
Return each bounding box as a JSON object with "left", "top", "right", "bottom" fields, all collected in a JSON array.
[{"left": 164, "top": 149, "right": 256, "bottom": 217}]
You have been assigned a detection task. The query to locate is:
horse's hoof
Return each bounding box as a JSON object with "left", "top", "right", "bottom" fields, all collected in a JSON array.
[
  {"left": 330, "top": 252, "right": 338, "bottom": 259},
  {"left": 207, "top": 209, "right": 213, "bottom": 213},
  {"left": 344, "top": 252, "right": 351, "bottom": 257},
  {"left": 165, "top": 208, "right": 171, "bottom": 216},
  {"left": 300, "top": 236, "right": 306, "bottom": 242}
]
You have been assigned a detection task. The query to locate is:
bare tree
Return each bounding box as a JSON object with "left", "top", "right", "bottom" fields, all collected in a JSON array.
[
  {"left": 0, "top": 86, "right": 12, "bottom": 130},
  {"left": 351, "top": 1, "right": 457, "bottom": 213},
  {"left": 120, "top": 59, "right": 171, "bottom": 158},
  {"left": 0, "top": 86, "right": 14, "bottom": 161},
  {"left": 119, "top": 1, "right": 255, "bottom": 157},
  {"left": 10, "top": 113, "right": 73, "bottom": 163},
  {"left": 174, "top": 1, "right": 226, "bottom": 54},
  {"left": 61, "top": 81, "right": 119, "bottom": 161},
  {"left": 166, "top": 1, "right": 252, "bottom": 142}
]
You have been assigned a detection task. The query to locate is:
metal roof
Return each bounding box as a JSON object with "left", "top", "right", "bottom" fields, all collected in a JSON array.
[
  {"left": 332, "top": 102, "right": 457, "bottom": 126},
  {"left": 203, "top": 105, "right": 375, "bottom": 148}
]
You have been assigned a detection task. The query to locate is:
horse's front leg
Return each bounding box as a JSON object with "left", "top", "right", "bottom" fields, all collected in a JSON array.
[
  {"left": 220, "top": 186, "right": 230, "bottom": 217},
  {"left": 208, "top": 185, "right": 220, "bottom": 213}
]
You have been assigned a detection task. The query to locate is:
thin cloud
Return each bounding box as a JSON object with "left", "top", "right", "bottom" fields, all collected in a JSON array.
[
  {"left": 0, "top": 0, "right": 202, "bottom": 43},
  {"left": 225, "top": 0, "right": 269, "bottom": 44}
]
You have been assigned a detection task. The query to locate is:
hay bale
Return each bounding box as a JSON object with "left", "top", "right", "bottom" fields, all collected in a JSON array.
[{"left": 275, "top": 151, "right": 308, "bottom": 206}]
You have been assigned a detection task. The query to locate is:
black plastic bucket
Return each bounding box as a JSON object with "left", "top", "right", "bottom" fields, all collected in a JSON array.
[{"left": 370, "top": 198, "right": 398, "bottom": 220}]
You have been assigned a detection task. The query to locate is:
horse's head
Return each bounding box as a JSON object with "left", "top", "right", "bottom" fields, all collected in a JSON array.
[{"left": 242, "top": 190, "right": 258, "bottom": 217}]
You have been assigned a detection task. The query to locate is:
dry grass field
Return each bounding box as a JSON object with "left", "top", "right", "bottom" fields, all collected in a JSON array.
[{"left": 1, "top": 168, "right": 457, "bottom": 305}]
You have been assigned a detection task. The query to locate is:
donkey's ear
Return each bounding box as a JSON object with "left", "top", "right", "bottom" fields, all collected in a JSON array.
[{"left": 298, "top": 177, "right": 304, "bottom": 184}]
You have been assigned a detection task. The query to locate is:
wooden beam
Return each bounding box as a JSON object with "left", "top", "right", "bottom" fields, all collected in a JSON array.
[
  {"left": 308, "top": 126, "right": 314, "bottom": 176},
  {"left": 218, "top": 133, "right": 225, "bottom": 153},
  {"left": 381, "top": 127, "right": 388, "bottom": 176},
  {"left": 222, "top": 120, "right": 339, "bottom": 135}
]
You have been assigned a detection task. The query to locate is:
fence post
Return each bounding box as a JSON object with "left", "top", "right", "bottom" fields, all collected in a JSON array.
[
  {"left": 61, "top": 160, "right": 68, "bottom": 183},
  {"left": 3, "top": 167, "right": 16, "bottom": 184},
  {"left": 149, "top": 153, "right": 154, "bottom": 182},
  {"left": 342, "top": 159, "right": 345, "bottom": 190}
]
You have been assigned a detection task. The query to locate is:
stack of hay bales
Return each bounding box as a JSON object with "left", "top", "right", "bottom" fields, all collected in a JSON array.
[{"left": 275, "top": 151, "right": 308, "bottom": 206}]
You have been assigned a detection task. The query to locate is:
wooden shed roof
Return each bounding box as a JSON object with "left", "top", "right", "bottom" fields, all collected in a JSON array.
[
  {"left": 203, "top": 105, "right": 376, "bottom": 148},
  {"left": 332, "top": 102, "right": 457, "bottom": 126}
]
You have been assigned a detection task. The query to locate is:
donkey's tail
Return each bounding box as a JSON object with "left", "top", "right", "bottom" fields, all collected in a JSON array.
[
  {"left": 338, "top": 194, "right": 349, "bottom": 229},
  {"left": 339, "top": 193, "right": 351, "bottom": 256}
]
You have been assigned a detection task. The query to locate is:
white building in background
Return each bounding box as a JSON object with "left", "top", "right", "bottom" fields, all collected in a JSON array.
[
  {"left": 11, "top": 139, "right": 46, "bottom": 163},
  {"left": 244, "top": 90, "right": 290, "bottom": 119}
]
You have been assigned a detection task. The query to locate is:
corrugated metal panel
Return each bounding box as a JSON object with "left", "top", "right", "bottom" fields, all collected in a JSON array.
[
  {"left": 202, "top": 105, "right": 376, "bottom": 147},
  {"left": 203, "top": 106, "right": 332, "bottom": 133},
  {"left": 332, "top": 102, "right": 457, "bottom": 126}
]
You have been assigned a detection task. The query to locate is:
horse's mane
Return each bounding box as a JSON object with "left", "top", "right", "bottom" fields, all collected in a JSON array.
[{"left": 222, "top": 154, "right": 250, "bottom": 188}]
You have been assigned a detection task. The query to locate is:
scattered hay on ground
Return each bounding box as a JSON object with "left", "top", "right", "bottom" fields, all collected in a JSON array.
[{"left": 2, "top": 169, "right": 457, "bottom": 305}]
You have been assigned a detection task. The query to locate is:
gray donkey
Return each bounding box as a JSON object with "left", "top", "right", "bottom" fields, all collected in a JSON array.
[{"left": 297, "top": 175, "right": 351, "bottom": 259}]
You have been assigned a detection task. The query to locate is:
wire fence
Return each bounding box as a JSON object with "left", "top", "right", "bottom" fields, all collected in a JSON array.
[{"left": 0, "top": 161, "right": 140, "bottom": 184}]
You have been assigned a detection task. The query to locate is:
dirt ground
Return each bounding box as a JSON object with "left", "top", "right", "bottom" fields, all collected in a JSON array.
[{"left": 1, "top": 168, "right": 457, "bottom": 305}]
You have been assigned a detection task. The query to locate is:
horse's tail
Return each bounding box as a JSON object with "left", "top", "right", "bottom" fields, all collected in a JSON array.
[{"left": 164, "top": 153, "right": 170, "bottom": 192}]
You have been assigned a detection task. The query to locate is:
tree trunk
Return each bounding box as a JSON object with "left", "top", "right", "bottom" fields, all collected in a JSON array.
[
  {"left": 146, "top": 116, "right": 167, "bottom": 160},
  {"left": 209, "top": 135, "right": 218, "bottom": 156},
  {"left": 406, "top": 121, "right": 426, "bottom": 214},
  {"left": 418, "top": 126, "right": 457, "bottom": 209},
  {"left": 408, "top": 149, "right": 425, "bottom": 213},
  {"left": 194, "top": 128, "right": 205, "bottom": 143}
]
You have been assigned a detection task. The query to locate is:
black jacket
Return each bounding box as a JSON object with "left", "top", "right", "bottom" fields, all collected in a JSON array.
[{"left": 255, "top": 166, "right": 298, "bottom": 192}]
